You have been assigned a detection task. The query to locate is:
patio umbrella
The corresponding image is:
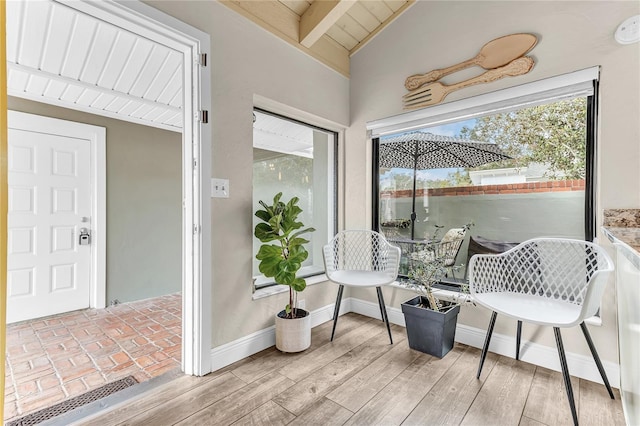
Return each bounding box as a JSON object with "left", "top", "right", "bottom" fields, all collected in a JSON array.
[{"left": 379, "top": 131, "right": 511, "bottom": 239}]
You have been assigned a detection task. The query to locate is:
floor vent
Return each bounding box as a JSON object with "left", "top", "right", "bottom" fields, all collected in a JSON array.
[{"left": 7, "top": 376, "right": 138, "bottom": 426}]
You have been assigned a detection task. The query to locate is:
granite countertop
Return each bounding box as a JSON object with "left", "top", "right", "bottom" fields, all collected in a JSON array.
[
  {"left": 602, "top": 208, "right": 640, "bottom": 267},
  {"left": 602, "top": 227, "right": 640, "bottom": 253}
]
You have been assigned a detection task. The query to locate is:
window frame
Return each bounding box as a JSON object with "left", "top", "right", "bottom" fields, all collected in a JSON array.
[
  {"left": 252, "top": 107, "right": 338, "bottom": 290},
  {"left": 370, "top": 68, "right": 599, "bottom": 243}
]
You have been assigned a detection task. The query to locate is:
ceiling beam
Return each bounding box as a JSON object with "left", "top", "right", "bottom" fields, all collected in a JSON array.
[{"left": 299, "top": 0, "right": 355, "bottom": 48}]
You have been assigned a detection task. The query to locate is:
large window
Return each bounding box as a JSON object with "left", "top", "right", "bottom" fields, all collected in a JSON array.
[
  {"left": 253, "top": 109, "right": 337, "bottom": 289},
  {"left": 371, "top": 69, "right": 598, "bottom": 278}
]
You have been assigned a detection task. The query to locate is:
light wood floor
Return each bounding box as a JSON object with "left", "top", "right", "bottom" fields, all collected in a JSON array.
[{"left": 72, "top": 313, "right": 624, "bottom": 426}]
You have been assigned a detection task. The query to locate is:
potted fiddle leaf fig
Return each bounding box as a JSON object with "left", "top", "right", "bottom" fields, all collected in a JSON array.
[{"left": 255, "top": 192, "right": 315, "bottom": 352}]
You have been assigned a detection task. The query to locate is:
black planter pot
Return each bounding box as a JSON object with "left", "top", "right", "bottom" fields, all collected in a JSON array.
[{"left": 401, "top": 296, "right": 460, "bottom": 358}]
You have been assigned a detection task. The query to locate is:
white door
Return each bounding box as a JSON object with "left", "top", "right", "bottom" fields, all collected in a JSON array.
[{"left": 7, "top": 119, "right": 94, "bottom": 323}]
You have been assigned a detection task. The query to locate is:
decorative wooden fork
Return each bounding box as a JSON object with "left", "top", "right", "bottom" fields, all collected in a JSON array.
[{"left": 403, "top": 56, "right": 535, "bottom": 110}]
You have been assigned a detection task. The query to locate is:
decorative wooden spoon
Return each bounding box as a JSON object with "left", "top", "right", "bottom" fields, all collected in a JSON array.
[
  {"left": 403, "top": 56, "right": 535, "bottom": 110},
  {"left": 404, "top": 33, "right": 538, "bottom": 90}
]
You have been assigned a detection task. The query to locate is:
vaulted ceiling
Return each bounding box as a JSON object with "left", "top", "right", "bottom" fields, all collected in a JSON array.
[
  {"left": 220, "top": 0, "right": 415, "bottom": 76},
  {"left": 5, "top": 0, "right": 413, "bottom": 133}
]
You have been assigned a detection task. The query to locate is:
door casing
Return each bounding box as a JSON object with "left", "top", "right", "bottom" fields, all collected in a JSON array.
[{"left": 54, "top": 0, "right": 212, "bottom": 376}]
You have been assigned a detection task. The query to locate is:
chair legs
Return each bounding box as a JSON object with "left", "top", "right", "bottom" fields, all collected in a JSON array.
[
  {"left": 516, "top": 320, "right": 522, "bottom": 360},
  {"left": 477, "top": 311, "right": 497, "bottom": 379},
  {"left": 580, "top": 322, "right": 615, "bottom": 399},
  {"left": 330, "top": 285, "right": 344, "bottom": 342},
  {"left": 554, "top": 327, "right": 579, "bottom": 426},
  {"left": 331, "top": 285, "right": 393, "bottom": 344},
  {"left": 376, "top": 287, "right": 393, "bottom": 344}
]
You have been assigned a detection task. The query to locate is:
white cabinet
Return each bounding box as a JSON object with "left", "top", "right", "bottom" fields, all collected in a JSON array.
[{"left": 614, "top": 243, "right": 640, "bottom": 426}]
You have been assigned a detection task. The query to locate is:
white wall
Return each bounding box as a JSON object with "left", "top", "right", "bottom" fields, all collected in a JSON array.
[
  {"left": 144, "top": 1, "right": 349, "bottom": 348},
  {"left": 348, "top": 1, "right": 640, "bottom": 364}
]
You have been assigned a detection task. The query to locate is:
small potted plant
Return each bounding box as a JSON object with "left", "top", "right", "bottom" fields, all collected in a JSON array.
[
  {"left": 254, "top": 192, "right": 315, "bottom": 352},
  {"left": 399, "top": 225, "right": 472, "bottom": 358}
]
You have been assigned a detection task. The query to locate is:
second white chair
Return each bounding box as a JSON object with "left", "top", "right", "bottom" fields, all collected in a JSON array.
[
  {"left": 468, "top": 237, "right": 615, "bottom": 426},
  {"left": 323, "top": 230, "right": 401, "bottom": 344}
]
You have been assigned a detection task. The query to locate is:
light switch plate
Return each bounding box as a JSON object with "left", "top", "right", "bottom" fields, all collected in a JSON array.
[{"left": 211, "top": 178, "right": 229, "bottom": 198}]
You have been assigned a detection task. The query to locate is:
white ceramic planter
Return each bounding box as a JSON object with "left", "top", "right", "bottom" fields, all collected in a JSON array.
[{"left": 275, "top": 309, "right": 311, "bottom": 353}]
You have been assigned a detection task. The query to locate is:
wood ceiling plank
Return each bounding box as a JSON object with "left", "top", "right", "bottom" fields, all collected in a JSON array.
[
  {"left": 89, "top": 93, "right": 116, "bottom": 110},
  {"left": 24, "top": 75, "right": 49, "bottom": 96},
  {"left": 168, "top": 87, "right": 183, "bottom": 108},
  {"left": 130, "top": 104, "right": 156, "bottom": 119},
  {"left": 349, "top": 0, "right": 414, "bottom": 55},
  {"left": 309, "top": 35, "right": 351, "bottom": 73},
  {"left": 18, "top": 1, "right": 51, "bottom": 68},
  {"left": 143, "top": 51, "right": 182, "bottom": 102},
  {"left": 128, "top": 45, "right": 172, "bottom": 98},
  {"left": 156, "top": 70, "right": 182, "bottom": 106},
  {"left": 97, "top": 31, "right": 137, "bottom": 90},
  {"left": 76, "top": 89, "right": 102, "bottom": 107},
  {"left": 61, "top": 13, "right": 98, "bottom": 80},
  {"left": 119, "top": 100, "right": 143, "bottom": 116},
  {"left": 141, "top": 107, "right": 165, "bottom": 122},
  {"left": 5, "top": 0, "right": 24, "bottom": 63},
  {"left": 335, "top": 13, "right": 369, "bottom": 42},
  {"left": 361, "top": 0, "right": 393, "bottom": 23},
  {"left": 43, "top": 80, "right": 67, "bottom": 100},
  {"left": 326, "top": 26, "right": 359, "bottom": 51},
  {"left": 59, "top": 84, "right": 84, "bottom": 103},
  {"left": 40, "top": 3, "right": 76, "bottom": 75},
  {"left": 220, "top": 0, "right": 350, "bottom": 76},
  {"left": 112, "top": 37, "right": 154, "bottom": 93},
  {"left": 81, "top": 23, "right": 119, "bottom": 85},
  {"left": 231, "top": 0, "right": 300, "bottom": 42},
  {"left": 278, "top": 0, "right": 311, "bottom": 16},
  {"left": 299, "top": 0, "right": 356, "bottom": 48},
  {"left": 104, "top": 97, "right": 129, "bottom": 113},
  {"left": 346, "top": 3, "right": 381, "bottom": 33},
  {"left": 383, "top": 0, "right": 406, "bottom": 13},
  {"left": 7, "top": 68, "right": 29, "bottom": 92}
]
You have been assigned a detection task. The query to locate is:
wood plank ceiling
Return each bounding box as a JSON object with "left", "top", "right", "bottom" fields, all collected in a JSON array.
[
  {"left": 5, "top": 0, "right": 413, "bottom": 132},
  {"left": 220, "top": 0, "right": 415, "bottom": 76},
  {"left": 6, "top": 0, "right": 184, "bottom": 132}
]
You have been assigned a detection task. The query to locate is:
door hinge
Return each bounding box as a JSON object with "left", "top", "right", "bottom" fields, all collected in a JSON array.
[
  {"left": 199, "top": 110, "right": 209, "bottom": 124},
  {"left": 197, "top": 53, "right": 207, "bottom": 67},
  {"left": 193, "top": 158, "right": 197, "bottom": 169},
  {"left": 193, "top": 224, "right": 200, "bottom": 235}
]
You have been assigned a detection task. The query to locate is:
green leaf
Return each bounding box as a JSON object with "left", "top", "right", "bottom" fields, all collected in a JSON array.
[
  {"left": 255, "top": 209, "right": 271, "bottom": 223},
  {"left": 290, "top": 277, "right": 306, "bottom": 292},
  {"left": 290, "top": 227, "right": 315, "bottom": 240},
  {"left": 255, "top": 223, "right": 277, "bottom": 242},
  {"left": 287, "top": 245, "right": 308, "bottom": 263}
]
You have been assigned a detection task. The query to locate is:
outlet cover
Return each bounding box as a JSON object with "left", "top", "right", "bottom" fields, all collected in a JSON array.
[{"left": 211, "top": 178, "right": 229, "bottom": 198}]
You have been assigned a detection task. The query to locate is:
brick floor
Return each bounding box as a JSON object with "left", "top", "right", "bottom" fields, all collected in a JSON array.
[{"left": 4, "top": 293, "right": 182, "bottom": 422}]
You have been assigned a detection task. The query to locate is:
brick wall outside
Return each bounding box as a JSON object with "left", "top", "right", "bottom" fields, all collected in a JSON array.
[{"left": 381, "top": 179, "right": 586, "bottom": 198}]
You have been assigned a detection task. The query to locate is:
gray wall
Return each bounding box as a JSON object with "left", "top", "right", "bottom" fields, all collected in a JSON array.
[
  {"left": 145, "top": 1, "right": 350, "bottom": 348},
  {"left": 8, "top": 97, "right": 182, "bottom": 303}
]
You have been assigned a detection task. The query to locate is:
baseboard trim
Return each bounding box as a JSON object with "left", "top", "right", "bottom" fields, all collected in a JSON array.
[
  {"left": 210, "top": 299, "right": 351, "bottom": 370},
  {"left": 212, "top": 297, "right": 620, "bottom": 388}
]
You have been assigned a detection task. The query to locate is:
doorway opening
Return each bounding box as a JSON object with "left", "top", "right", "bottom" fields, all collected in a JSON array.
[{"left": 3, "top": 0, "right": 211, "bottom": 422}]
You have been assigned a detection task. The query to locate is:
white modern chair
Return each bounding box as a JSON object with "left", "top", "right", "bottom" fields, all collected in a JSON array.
[
  {"left": 468, "top": 238, "right": 615, "bottom": 426},
  {"left": 323, "top": 230, "right": 401, "bottom": 344}
]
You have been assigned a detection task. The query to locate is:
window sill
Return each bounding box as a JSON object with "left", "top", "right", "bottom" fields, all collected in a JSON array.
[{"left": 252, "top": 274, "right": 328, "bottom": 300}]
